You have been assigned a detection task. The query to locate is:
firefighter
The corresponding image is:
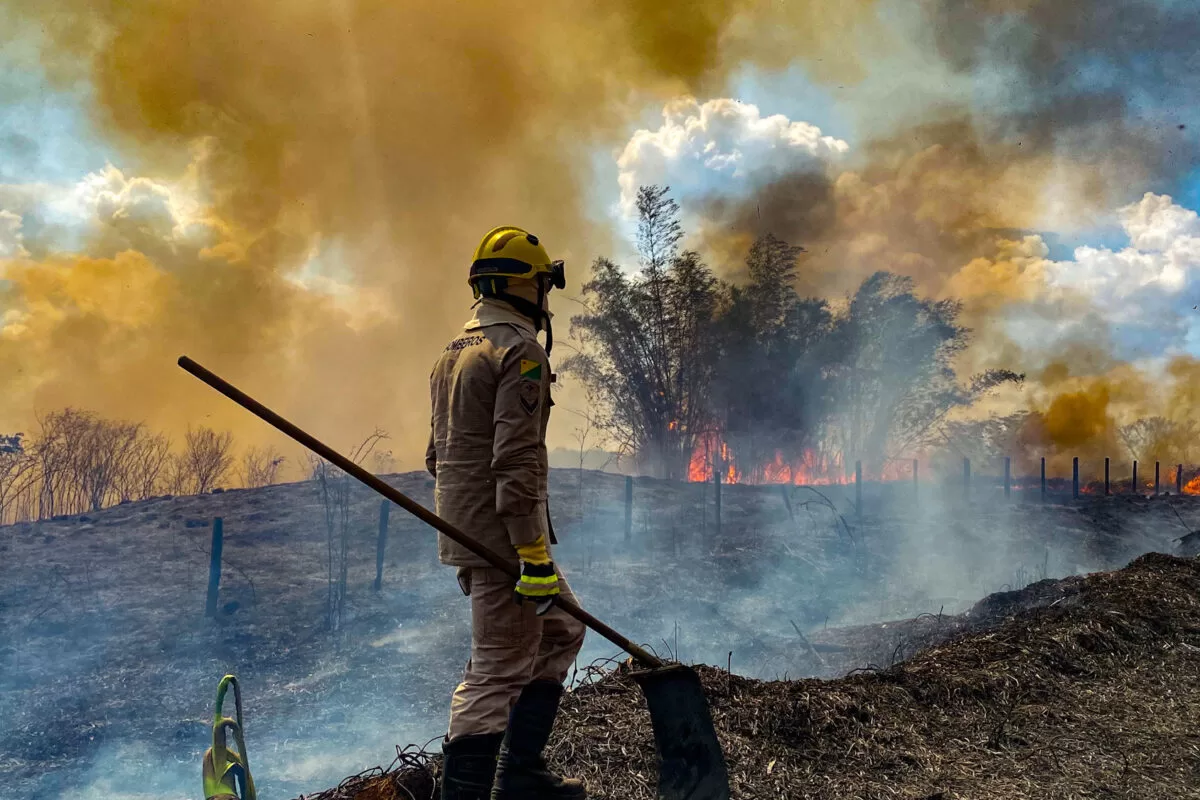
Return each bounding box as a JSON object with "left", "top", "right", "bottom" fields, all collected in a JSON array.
[{"left": 427, "top": 226, "right": 587, "bottom": 800}]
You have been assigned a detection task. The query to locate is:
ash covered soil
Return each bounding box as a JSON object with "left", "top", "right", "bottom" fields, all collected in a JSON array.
[
  {"left": 329, "top": 551, "right": 1200, "bottom": 800},
  {"left": 1, "top": 469, "right": 1198, "bottom": 798}
]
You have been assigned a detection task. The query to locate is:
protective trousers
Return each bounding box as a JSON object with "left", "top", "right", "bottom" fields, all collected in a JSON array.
[{"left": 447, "top": 566, "right": 586, "bottom": 741}]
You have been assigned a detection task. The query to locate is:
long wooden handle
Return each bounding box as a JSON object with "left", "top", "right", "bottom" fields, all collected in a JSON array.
[{"left": 178, "top": 356, "right": 664, "bottom": 669}]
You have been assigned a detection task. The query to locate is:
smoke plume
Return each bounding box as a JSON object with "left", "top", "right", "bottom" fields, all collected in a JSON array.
[
  {"left": 0, "top": 0, "right": 879, "bottom": 464},
  {"left": 4, "top": 0, "right": 1200, "bottom": 467}
]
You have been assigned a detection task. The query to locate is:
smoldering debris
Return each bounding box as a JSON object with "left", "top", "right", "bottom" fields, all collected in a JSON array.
[
  {"left": 295, "top": 747, "right": 438, "bottom": 800},
  {"left": 311, "top": 552, "right": 1200, "bottom": 800}
]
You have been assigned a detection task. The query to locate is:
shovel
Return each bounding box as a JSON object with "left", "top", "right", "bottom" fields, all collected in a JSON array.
[{"left": 178, "top": 356, "right": 730, "bottom": 800}]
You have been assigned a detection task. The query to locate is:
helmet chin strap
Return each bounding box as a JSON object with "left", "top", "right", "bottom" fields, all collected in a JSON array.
[{"left": 492, "top": 279, "right": 553, "bottom": 355}]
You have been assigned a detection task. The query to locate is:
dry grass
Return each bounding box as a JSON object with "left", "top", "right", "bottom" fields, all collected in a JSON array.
[
  {"left": 296, "top": 747, "right": 437, "bottom": 800},
  {"left": 308, "top": 552, "right": 1200, "bottom": 800}
]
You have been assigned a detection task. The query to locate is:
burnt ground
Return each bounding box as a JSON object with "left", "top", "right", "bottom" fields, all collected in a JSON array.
[
  {"left": 1, "top": 469, "right": 1198, "bottom": 797},
  {"left": 314, "top": 552, "right": 1200, "bottom": 800}
]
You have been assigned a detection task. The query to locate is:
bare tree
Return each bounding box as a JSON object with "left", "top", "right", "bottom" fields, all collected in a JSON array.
[
  {"left": 310, "top": 428, "right": 390, "bottom": 633},
  {"left": 239, "top": 445, "right": 286, "bottom": 489},
  {"left": 2, "top": 412, "right": 233, "bottom": 521},
  {"left": 309, "top": 452, "right": 350, "bottom": 632},
  {"left": 31, "top": 409, "right": 98, "bottom": 517},
  {"left": 74, "top": 419, "right": 145, "bottom": 510},
  {"left": 1119, "top": 417, "right": 1192, "bottom": 462},
  {"left": 0, "top": 433, "right": 35, "bottom": 524},
  {"left": 371, "top": 448, "right": 396, "bottom": 475},
  {"left": 163, "top": 451, "right": 193, "bottom": 495},
  {"left": 564, "top": 408, "right": 616, "bottom": 513},
  {"left": 183, "top": 426, "right": 235, "bottom": 494},
  {"left": 348, "top": 429, "right": 389, "bottom": 466},
  {"left": 119, "top": 431, "right": 172, "bottom": 500}
]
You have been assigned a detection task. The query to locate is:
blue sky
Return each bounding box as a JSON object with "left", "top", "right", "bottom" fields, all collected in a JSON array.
[
  {"left": 0, "top": 21, "right": 108, "bottom": 187},
  {"left": 727, "top": 64, "right": 853, "bottom": 145}
]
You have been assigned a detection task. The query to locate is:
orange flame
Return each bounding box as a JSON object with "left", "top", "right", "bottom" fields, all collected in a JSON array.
[
  {"left": 687, "top": 433, "right": 854, "bottom": 486},
  {"left": 687, "top": 438, "right": 710, "bottom": 482}
]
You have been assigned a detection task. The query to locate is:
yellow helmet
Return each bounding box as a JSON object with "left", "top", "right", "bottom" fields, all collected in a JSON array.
[{"left": 469, "top": 226, "right": 565, "bottom": 299}]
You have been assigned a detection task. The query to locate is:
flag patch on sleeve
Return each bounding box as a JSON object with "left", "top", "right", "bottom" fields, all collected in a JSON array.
[{"left": 519, "top": 359, "right": 542, "bottom": 380}]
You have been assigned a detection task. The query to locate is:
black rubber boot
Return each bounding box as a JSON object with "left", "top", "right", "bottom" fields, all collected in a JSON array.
[
  {"left": 441, "top": 732, "right": 504, "bottom": 800},
  {"left": 491, "top": 679, "right": 587, "bottom": 800}
]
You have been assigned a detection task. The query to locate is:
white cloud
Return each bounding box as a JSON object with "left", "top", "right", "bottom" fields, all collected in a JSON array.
[
  {"left": 1045, "top": 193, "right": 1199, "bottom": 324},
  {"left": 0, "top": 210, "right": 27, "bottom": 257},
  {"left": 0, "top": 162, "right": 238, "bottom": 263},
  {"left": 93, "top": 172, "right": 178, "bottom": 242},
  {"left": 1119, "top": 192, "right": 1200, "bottom": 252},
  {"left": 996, "top": 193, "right": 1200, "bottom": 360},
  {"left": 61, "top": 164, "right": 194, "bottom": 250},
  {"left": 615, "top": 96, "right": 848, "bottom": 218}
]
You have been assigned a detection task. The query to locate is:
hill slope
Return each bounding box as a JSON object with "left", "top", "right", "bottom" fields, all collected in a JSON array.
[{"left": 3, "top": 469, "right": 1198, "bottom": 797}]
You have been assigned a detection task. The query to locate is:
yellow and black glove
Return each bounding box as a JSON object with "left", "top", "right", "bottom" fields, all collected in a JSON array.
[{"left": 513, "top": 536, "right": 559, "bottom": 616}]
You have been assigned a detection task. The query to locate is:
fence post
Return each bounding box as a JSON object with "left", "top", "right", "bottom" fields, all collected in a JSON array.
[
  {"left": 1177, "top": 464, "right": 1184, "bottom": 495},
  {"left": 374, "top": 499, "right": 390, "bottom": 591},
  {"left": 1156, "top": 461, "right": 1161, "bottom": 496},
  {"left": 1040, "top": 457, "right": 1046, "bottom": 502},
  {"left": 963, "top": 457, "right": 971, "bottom": 501},
  {"left": 1004, "top": 457, "right": 1011, "bottom": 499},
  {"left": 1132, "top": 460, "right": 1138, "bottom": 496},
  {"left": 1072, "top": 457, "right": 1080, "bottom": 499},
  {"left": 714, "top": 468, "right": 722, "bottom": 535},
  {"left": 1104, "top": 457, "right": 1110, "bottom": 496},
  {"left": 855, "top": 460, "right": 863, "bottom": 517},
  {"left": 206, "top": 517, "right": 224, "bottom": 617},
  {"left": 624, "top": 476, "right": 633, "bottom": 542},
  {"left": 913, "top": 458, "right": 919, "bottom": 499}
]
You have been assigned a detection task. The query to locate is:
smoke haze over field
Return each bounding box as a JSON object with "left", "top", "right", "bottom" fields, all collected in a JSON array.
[{"left": 2, "top": 0, "right": 1200, "bottom": 467}]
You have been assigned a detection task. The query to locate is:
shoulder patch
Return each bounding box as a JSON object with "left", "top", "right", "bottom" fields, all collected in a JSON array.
[
  {"left": 519, "top": 358, "right": 543, "bottom": 381},
  {"left": 518, "top": 379, "right": 541, "bottom": 414}
]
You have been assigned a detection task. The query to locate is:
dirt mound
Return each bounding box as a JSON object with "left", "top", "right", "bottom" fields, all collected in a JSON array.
[{"left": 301, "top": 552, "right": 1200, "bottom": 799}]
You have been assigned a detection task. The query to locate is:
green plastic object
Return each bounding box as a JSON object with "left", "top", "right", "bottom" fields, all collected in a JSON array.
[{"left": 202, "top": 674, "right": 257, "bottom": 800}]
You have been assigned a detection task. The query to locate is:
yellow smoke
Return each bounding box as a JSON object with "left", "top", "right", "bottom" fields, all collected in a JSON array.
[
  {"left": 0, "top": 0, "right": 879, "bottom": 468},
  {"left": 1006, "top": 358, "right": 1200, "bottom": 479}
]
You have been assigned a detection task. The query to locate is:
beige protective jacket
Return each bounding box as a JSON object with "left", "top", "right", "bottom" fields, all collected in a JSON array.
[{"left": 426, "top": 299, "right": 553, "bottom": 567}]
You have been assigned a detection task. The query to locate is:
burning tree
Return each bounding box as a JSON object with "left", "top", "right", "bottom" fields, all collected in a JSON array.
[
  {"left": 566, "top": 186, "right": 719, "bottom": 479},
  {"left": 708, "top": 233, "right": 836, "bottom": 483},
  {"left": 568, "top": 186, "right": 1023, "bottom": 485},
  {"left": 824, "top": 273, "right": 1023, "bottom": 477}
]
